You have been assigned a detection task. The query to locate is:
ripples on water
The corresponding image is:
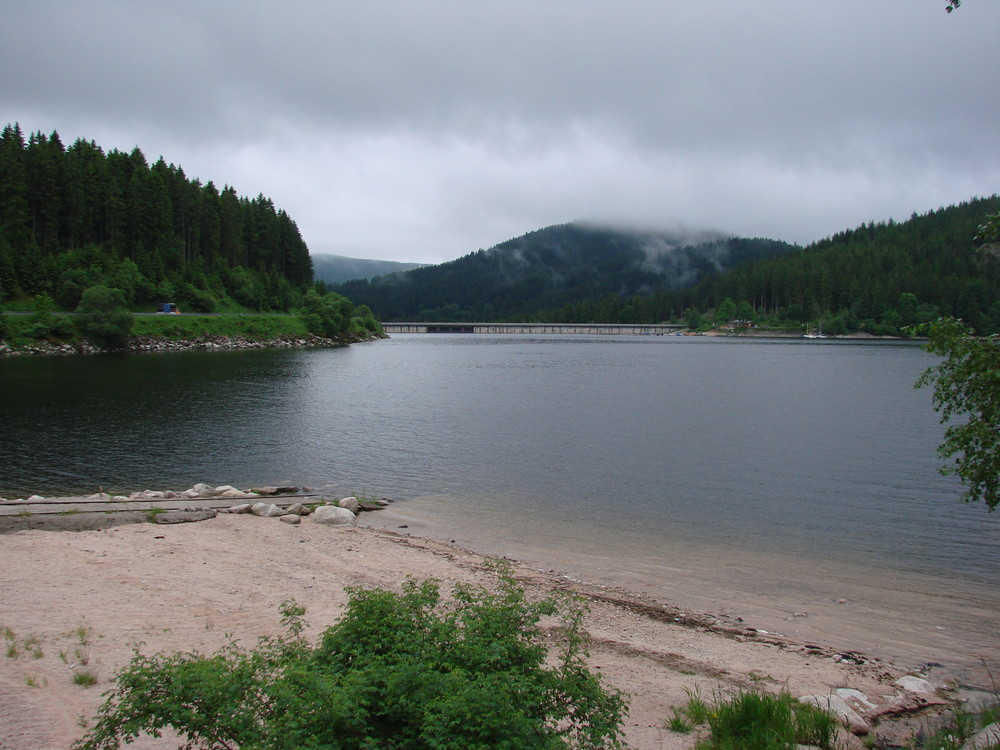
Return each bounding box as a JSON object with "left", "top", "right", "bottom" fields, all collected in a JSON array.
[{"left": 3, "top": 335, "right": 998, "bottom": 676}]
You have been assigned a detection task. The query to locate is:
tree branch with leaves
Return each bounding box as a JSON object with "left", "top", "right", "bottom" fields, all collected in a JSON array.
[{"left": 915, "top": 317, "right": 1000, "bottom": 511}]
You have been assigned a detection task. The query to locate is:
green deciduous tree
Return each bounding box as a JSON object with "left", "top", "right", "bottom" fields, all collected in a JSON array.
[
  {"left": 715, "top": 297, "right": 737, "bottom": 324},
  {"left": 73, "top": 571, "right": 627, "bottom": 750},
  {"left": 300, "top": 289, "right": 354, "bottom": 340},
  {"left": 915, "top": 317, "right": 1000, "bottom": 510},
  {"left": 75, "top": 285, "right": 134, "bottom": 348}
]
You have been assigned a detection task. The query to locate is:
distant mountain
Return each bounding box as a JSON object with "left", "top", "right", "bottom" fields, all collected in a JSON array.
[
  {"left": 331, "top": 223, "right": 797, "bottom": 321},
  {"left": 535, "top": 196, "right": 1000, "bottom": 336},
  {"left": 311, "top": 254, "right": 427, "bottom": 285}
]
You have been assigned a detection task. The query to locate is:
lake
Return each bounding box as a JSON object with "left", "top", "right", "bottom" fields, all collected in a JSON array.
[{"left": 2, "top": 334, "right": 997, "bottom": 682}]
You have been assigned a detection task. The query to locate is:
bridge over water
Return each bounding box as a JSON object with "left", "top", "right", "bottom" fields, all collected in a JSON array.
[{"left": 382, "top": 322, "right": 685, "bottom": 335}]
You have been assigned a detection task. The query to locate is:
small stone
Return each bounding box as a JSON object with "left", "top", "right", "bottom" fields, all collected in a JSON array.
[
  {"left": 27, "top": 494, "right": 45, "bottom": 502},
  {"left": 112, "top": 495, "right": 129, "bottom": 502},
  {"left": 284, "top": 503, "right": 309, "bottom": 516},
  {"left": 279, "top": 514, "right": 301, "bottom": 525},
  {"left": 86, "top": 492, "right": 112, "bottom": 501}
]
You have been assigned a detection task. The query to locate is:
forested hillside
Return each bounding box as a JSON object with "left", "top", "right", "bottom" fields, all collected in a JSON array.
[
  {"left": 0, "top": 124, "right": 313, "bottom": 311},
  {"left": 311, "top": 254, "right": 426, "bottom": 285},
  {"left": 332, "top": 223, "right": 796, "bottom": 321},
  {"left": 537, "top": 197, "right": 1000, "bottom": 335}
]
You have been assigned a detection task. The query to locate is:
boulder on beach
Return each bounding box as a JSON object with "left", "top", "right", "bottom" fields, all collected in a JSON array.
[
  {"left": 190, "top": 483, "right": 214, "bottom": 496},
  {"left": 86, "top": 492, "right": 112, "bottom": 501},
  {"left": 284, "top": 503, "right": 310, "bottom": 516},
  {"left": 251, "top": 502, "right": 284, "bottom": 517},
  {"left": 312, "top": 505, "right": 356, "bottom": 525},
  {"left": 962, "top": 722, "right": 1000, "bottom": 750},
  {"left": 250, "top": 486, "right": 300, "bottom": 496},
  {"left": 214, "top": 485, "right": 240, "bottom": 495},
  {"left": 895, "top": 676, "right": 935, "bottom": 695},
  {"left": 338, "top": 496, "right": 360, "bottom": 513},
  {"left": 153, "top": 509, "right": 217, "bottom": 524},
  {"left": 220, "top": 489, "right": 258, "bottom": 499},
  {"left": 279, "top": 514, "right": 301, "bottom": 525},
  {"left": 799, "top": 693, "right": 870, "bottom": 735},
  {"left": 227, "top": 503, "right": 253, "bottom": 514}
]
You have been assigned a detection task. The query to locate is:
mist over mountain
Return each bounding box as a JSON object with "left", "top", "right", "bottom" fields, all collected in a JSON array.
[
  {"left": 330, "top": 223, "right": 796, "bottom": 321},
  {"left": 311, "top": 254, "right": 427, "bottom": 285}
]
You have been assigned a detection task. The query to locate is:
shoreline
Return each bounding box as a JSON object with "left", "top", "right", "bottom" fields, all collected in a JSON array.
[
  {"left": 0, "top": 331, "right": 386, "bottom": 358},
  {"left": 0, "top": 488, "right": 985, "bottom": 749}
]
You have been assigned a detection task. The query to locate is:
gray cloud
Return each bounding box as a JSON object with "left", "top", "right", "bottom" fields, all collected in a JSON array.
[{"left": 2, "top": 1, "right": 997, "bottom": 262}]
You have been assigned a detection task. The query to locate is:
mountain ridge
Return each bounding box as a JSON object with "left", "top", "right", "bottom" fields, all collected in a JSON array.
[{"left": 331, "top": 222, "right": 797, "bottom": 321}]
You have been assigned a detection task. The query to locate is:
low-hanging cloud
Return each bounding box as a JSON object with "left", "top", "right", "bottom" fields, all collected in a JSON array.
[{"left": 2, "top": 0, "right": 997, "bottom": 263}]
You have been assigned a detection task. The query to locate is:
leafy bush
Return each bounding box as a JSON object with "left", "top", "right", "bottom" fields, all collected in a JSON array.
[
  {"left": 75, "top": 285, "right": 134, "bottom": 348},
  {"left": 27, "top": 292, "right": 74, "bottom": 339},
  {"left": 352, "top": 304, "right": 384, "bottom": 337},
  {"left": 74, "top": 570, "right": 627, "bottom": 750}
]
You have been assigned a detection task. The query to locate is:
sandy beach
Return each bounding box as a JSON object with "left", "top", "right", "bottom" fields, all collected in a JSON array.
[{"left": 0, "top": 511, "right": 967, "bottom": 749}]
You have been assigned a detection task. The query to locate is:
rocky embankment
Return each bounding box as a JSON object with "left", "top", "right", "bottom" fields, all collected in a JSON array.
[
  {"left": 0, "top": 482, "right": 392, "bottom": 534},
  {"left": 0, "top": 332, "right": 383, "bottom": 357}
]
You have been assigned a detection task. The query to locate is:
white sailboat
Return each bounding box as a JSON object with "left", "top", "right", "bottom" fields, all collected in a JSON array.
[{"left": 803, "top": 323, "right": 827, "bottom": 339}]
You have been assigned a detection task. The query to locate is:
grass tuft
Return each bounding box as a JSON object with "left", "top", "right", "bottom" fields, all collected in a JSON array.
[
  {"left": 72, "top": 669, "right": 98, "bottom": 687},
  {"left": 71, "top": 624, "right": 92, "bottom": 646},
  {"left": 667, "top": 687, "right": 839, "bottom": 750},
  {"left": 24, "top": 673, "right": 45, "bottom": 688}
]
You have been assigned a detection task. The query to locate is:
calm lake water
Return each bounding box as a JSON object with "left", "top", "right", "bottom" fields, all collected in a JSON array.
[{"left": 2, "top": 334, "right": 998, "bottom": 682}]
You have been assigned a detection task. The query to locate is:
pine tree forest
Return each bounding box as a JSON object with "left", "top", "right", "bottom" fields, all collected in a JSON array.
[{"left": 0, "top": 124, "right": 313, "bottom": 312}]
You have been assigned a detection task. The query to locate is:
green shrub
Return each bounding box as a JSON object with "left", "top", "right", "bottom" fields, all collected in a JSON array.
[
  {"left": 74, "top": 570, "right": 627, "bottom": 750},
  {"left": 75, "top": 285, "right": 133, "bottom": 348},
  {"left": 300, "top": 289, "right": 353, "bottom": 340}
]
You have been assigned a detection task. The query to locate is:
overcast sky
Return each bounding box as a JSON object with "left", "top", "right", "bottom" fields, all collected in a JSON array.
[{"left": 3, "top": 1, "right": 998, "bottom": 263}]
